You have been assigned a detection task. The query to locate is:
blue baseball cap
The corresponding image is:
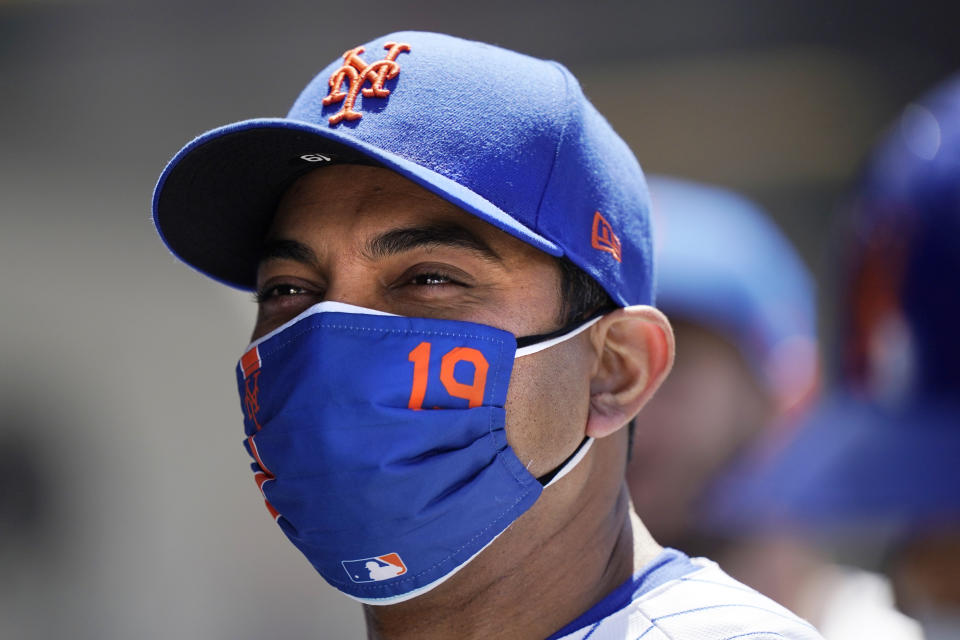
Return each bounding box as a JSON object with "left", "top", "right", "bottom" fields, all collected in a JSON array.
[
  {"left": 706, "top": 74, "right": 960, "bottom": 532},
  {"left": 647, "top": 175, "right": 818, "bottom": 411},
  {"left": 152, "top": 31, "right": 653, "bottom": 307},
  {"left": 712, "top": 392, "right": 960, "bottom": 532}
]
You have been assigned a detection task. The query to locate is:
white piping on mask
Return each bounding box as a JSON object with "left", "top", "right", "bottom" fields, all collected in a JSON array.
[
  {"left": 346, "top": 525, "right": 510, "bottom": 606},
  {"left": 348, "top": 436, "right": 594, "bottom": 606},
  {"left": 245, "top": 302, "right": 601, "bottom": 356},
  {"left": 245, "top": 300, "right": 397, "bottom": 351}
]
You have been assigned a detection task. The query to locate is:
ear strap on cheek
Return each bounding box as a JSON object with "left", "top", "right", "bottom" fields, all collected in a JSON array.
[{"left": 537, "top": 437, "right": 594, "bottom": 487}]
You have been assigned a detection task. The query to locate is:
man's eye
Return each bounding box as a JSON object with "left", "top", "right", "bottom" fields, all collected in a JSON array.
[
  {"left": 411, "top": 273, "right": 453, "bottom": 286},
  {"left": 255, "top": 284, "right": 308, "bottom": 302}
]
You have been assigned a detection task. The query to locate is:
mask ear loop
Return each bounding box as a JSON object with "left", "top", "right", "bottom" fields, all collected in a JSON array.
[
  {"left": 514, "top": 313, "right": 604, "bottom": 357},
  {"left": 537, "top": 437, "right": 594, "bottom": 487},
  {"left": 517, "top": 310, "right": 608, "bottom": 486}
]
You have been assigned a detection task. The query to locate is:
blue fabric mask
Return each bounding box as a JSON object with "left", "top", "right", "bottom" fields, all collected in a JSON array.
[{"left": 235, "top": 301, "right": 597, "bottom": 604}]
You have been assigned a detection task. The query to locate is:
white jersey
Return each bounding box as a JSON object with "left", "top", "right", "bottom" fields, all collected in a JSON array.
[{"left": 549, "top": 549, "right": 824, "bottom": 640}]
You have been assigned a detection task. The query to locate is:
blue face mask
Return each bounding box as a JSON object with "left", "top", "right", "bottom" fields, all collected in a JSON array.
[{"left": 236, "top": 301, "right": 599, "bottom": 605}]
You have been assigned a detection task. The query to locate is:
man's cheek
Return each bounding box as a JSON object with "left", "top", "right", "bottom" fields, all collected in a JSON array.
[{"left": 503, "top": 352, "right": 591, "bottom": 478}]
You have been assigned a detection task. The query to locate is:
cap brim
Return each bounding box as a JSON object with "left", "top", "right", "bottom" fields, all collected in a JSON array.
[
  {"left": 705, "top": 392, "right": 960, "bottom": 532},
  {"left": 153, "top": 118, "right": 562, "bottom": 290}
]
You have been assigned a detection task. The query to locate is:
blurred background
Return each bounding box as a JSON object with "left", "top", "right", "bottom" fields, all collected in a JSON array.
[{"left": 2, "top": 1, "right": 959, "bottom": 638}]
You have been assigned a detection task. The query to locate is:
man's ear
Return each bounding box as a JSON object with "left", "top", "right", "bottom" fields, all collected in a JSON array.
[{"left": 585, "top": 305, "right": 675, "bottom": 439}]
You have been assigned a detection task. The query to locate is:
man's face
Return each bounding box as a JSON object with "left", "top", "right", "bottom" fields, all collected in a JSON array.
[{"left": 253, "top": 164, "right": 597, "bottom": 477}]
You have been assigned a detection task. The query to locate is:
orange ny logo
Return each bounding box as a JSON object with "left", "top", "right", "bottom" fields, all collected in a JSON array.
[
  {"left": 243, "top": 371, "right": 262, "bottom": 431},
  {"left": 323, "top": 42, "right": 411, "bottom": 125}
]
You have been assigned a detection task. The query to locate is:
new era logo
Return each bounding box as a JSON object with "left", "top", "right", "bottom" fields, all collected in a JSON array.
[
  {"left": 342, "top": 553, "right": 408, "bottom": 583},
  {"left": 591, "top": 211, "right": 622, "bottom": 262}
]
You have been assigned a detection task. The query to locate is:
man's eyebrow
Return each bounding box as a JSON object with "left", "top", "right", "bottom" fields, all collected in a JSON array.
[
  {"left": 364, "top": 224, "right": 502, "bottom": 262},
  {"left": 259, "top": 238, "right": 319, "bottom": 266}
]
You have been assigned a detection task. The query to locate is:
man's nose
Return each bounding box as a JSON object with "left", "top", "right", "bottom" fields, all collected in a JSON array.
[{"left": 322, "top": 276, "right": 389, "bottom": 314}]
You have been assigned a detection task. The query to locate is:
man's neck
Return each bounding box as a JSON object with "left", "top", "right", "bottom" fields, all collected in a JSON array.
[{"left": 361, "top": 436, "right": 662, "bottom": 640}]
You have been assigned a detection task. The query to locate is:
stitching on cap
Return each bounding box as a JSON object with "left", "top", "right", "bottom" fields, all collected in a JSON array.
[{"left": 532, "top": 61, "right": 575, "bottom": 239}]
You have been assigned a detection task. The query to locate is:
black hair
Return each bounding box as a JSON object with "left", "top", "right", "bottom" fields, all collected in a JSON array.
[
  {"left": 555, "top": 256, "right": 617, "bottom": 325},
  {"left": 554, "top": 257, "right": 636, "bottom": 447}
]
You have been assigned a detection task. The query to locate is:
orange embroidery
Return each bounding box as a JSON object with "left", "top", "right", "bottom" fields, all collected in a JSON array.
[
  {"left": 323, "top": 42, "right": 411, "bottom": 125},
  {"left": 243, "top": 371, "right": 262, "bottom": 431},
  {"left": 241, "top": 346, "right": 263, "bottom": 431},
  {"left": 241, "top": 346, "right": 276, "bottom": 519},
  {"left": 591, "top": 211, "right": 622, "bottom": 262}
]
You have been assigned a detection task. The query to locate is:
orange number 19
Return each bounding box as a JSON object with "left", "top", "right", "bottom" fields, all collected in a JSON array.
[{"left": 407, "top": 342, "right": 490, "bottom": 410}]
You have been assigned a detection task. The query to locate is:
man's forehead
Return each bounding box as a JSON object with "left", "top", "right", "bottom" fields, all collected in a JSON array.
[
  {"left": 277, "top": 164, "right": 457, "bottom": 213},
  {"left": 269, "top": 165, "right": 535, "bottom": 260},
  {"left": 259, "top": 222, "right": 504, "bottom": 267}
]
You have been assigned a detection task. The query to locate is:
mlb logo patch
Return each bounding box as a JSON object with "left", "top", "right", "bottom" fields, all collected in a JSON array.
[{"left": 342, "top": 553, "right": 408, "bottom": 583}]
